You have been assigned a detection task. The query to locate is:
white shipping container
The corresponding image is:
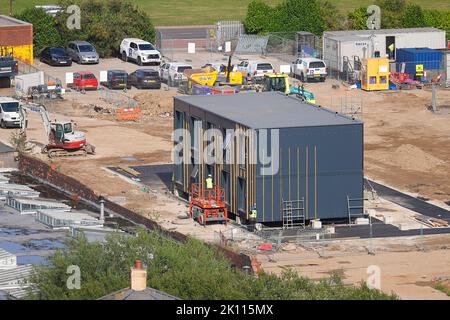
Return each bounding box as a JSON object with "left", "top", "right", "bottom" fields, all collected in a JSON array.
[{"left": 14, "top": 71, "right": 44, "bottom": 93}]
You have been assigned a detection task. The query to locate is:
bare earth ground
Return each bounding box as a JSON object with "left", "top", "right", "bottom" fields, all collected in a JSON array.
[{"left": 1, "top": 53, "right": 450, "bottom": 299}]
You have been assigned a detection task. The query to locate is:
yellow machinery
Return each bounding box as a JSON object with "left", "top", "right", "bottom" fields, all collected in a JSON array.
[
  {"left": 184, "top": 65, "right": 246, "bottom": 94},
  {"left": 262, "top": 73, "right": 316, "bottom": 104},
  {"left": 361, "top": 58, "right": 389, "bottom": 91}
]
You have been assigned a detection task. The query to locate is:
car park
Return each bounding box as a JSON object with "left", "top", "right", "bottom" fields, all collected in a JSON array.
[
  {"left": 39, "top": 47, "right": 72, "bottom": 66},
  {"left": 291, "top": 57, "right": 327, "bottom": 82},
  {"left": 103, "top": 70, "right": 131, "bottom": 90},
  {"left": 120, "top": 38, "right": 161, "bottom": 66},
  {"left": 128, "top": 69, "right": 161, "bottom": 89},
  {"left": 67, "top": 41, "right": 100, "bottom": 65},
  {"left": 70, "top": 72, "right": 99, "bottom": 91},
  {"left": 0, "top": 97, "right": 21, "bottom": 128},
  {"left": 159, "top": 62, "right": 192, "bottom": 86}
]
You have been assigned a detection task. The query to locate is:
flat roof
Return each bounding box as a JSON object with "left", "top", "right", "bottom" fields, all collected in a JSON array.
[
  {"left": 324, "top": 27, "right": 444, "bottom": 39},
  {"left": 175, "top": 92, "right": 361, "bottom": 129},
  {"left": 0, "top": 15, "right": 31, "bottom": 27},
  {"left": 0, "top": 248, "right": 15, "bottom": 261},
  {"left": 37, "top": 209, "right": 98, "bottom": 220}
]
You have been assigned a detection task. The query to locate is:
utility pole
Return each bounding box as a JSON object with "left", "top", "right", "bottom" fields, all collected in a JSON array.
[{"left": 9, "top": 0, "right": 13, "bottom": 16}]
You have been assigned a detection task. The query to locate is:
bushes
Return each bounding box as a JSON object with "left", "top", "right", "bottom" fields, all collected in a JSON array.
[
  {"left": 14, "top": 8, "right": 63, "bottom": 56},
  {"left": 243, "top": 0, "right": 326, "bottom": 35},
  {"left": 15, "top": 0, "right": 156, "bottom": 58},
  {"left": 28, "top": 229, "right": 397, "bottom": 300}
]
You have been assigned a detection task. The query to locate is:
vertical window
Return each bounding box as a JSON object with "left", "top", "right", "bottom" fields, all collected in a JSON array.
[
  {"left": 239, "top": 133, "right": 246, "bottom": 168},
  {"left": 221, "top": 170, "right": 230, "bottom": 205},
  {"left": 237, "top": 177, "right": 246, "bottom": 213}
]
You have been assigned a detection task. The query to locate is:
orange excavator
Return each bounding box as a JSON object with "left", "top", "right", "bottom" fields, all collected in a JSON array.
[{"left": 19, "top": 103, "right": 95, "bottom": 158}]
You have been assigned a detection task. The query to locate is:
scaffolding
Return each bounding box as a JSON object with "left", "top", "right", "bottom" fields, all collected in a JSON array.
[
  {"left": 347, "top": 195, "right": 366, "bottom": 225},
  {"left": 282, "top": 199, "right": 305, "bottom": 229}
]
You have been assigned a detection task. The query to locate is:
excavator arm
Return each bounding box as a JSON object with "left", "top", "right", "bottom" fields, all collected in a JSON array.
[{"left": 19, "top": 103, "right": 52, "bottom": 144}]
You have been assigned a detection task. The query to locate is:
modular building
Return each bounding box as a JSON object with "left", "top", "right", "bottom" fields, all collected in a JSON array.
[
  {"left": 36, "top": 209, "right": 103, "bottom": 229},
  {"left": 173, "top": 92, "right": 363, "bottom": 225},
  {"left": 323, "top": 28, "right": 446, "bottom": 77},
  {"left": 0, "top": 15, "right": 33, "bottom": 64}
]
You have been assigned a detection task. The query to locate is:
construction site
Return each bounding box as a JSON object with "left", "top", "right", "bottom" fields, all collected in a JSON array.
[{"left": 0, "top": 11, "right": 450, "bottom": 300}]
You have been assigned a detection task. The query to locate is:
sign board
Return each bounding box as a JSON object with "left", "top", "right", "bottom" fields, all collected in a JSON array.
[
  {"left": 415, "top": 64, "right": 424, "bottom": 76},
  {"left": 378, "top": 65, "right": 388, "bottom": 73},
  {"left": 65, "top": 72, "right": 74, "bottom": 84},
  {"left": 279, "top": 65, "right": 290, "bottom": 74},
  {"left": 100, "top": 71, "right": 107, "bottom": 82},
  {"left": 225, "top": 41, "right": 231, "bottom": 53},
  {"left": 188, "top": 42, "right": 196, "bottom": 54}
]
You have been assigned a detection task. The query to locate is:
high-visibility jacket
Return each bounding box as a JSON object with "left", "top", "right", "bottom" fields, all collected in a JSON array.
[
  {"left": 250, "top": 209, "right": 257, "bottom": 219},
  {"left": 206, "top": 177, "right": 213, "bottom": 189}
]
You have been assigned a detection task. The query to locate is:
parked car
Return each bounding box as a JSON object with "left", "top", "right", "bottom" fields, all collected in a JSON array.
[
  {"left": 67, "top": 41, "right": 99, "bottom": 64},
  {"left": 159, "top": 62, "right": 192, "bottom": 86},
  {"left": 0, "top": 96, "right": 21, "bottom": 128},
  {"left": 246, "top": 61, "right": 275, "bottom": 79},
  {"left": 39, "top": 47, "right": 72, "bottom": 66},
  {"left": 129, "top": 69, "right": 161, "bottom": 89},
  {"left": 119, "top": 38, "right": 161, "bottom": 66},
  {"left": 70, "top": 72, "right": 98, "bottom": 91},
  {"left": 103, "top": 70, "right": 131, "bottom": 90},
  {"left": 291, "top": 57, "right": 327, "bottom": 82}
]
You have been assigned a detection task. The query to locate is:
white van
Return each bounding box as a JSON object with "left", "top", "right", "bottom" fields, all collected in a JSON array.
[
  {"left": 245, "top": 61, "right": 275, "bottom": 78},
  {"left": 0, "top": 97, "right": 21, "bottom": 128},
  {"left": 119, "top": 38, "right": 161, "bottom": 66}
]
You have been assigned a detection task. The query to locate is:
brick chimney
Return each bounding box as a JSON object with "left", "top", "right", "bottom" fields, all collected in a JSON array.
[{"left": 130, "top": 260, "right": 147, "bottom": 291}]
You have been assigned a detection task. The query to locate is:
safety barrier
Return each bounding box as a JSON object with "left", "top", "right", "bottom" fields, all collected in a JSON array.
[{"left": 115, "top": 107, "right": 141, "bottom": 122}]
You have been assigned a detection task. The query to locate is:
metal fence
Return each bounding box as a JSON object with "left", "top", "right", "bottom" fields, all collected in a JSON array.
[
  {"left": 17, "top": 61, "right": 62, "bottom": 86},
  {"left": 215, "top": 21, "right": 245, "bottom": 51},
  {"left": 99, "top": 88, "right": 137, "bottom": 108},
  {"left": 264, "top": 32, "right": 297, "bottom": 64}
]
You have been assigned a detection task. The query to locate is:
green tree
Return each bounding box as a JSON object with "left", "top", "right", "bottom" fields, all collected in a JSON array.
[
  {"left": 27, "top": 230, "right": 397, "bottom": 300},
  {"left": 402, "top": 4, "right": 425, "bottom": 28},
  {"left": 347, "top": 7, "right": 369, "bottom": 30},
  {"left": 375, "top": 0, "right": 407, "bottom": 29},
  {"left": 319, "top": 0, "right": 345, "bottom": 31},
  {"left": 14, "top": 8, "right": 63, "bottom": 56},
  {"left": 279, "top": 0, "right": 326, "bottom": 35},
  {"left": 423, "top": 10, "right": 450, "bottom": 40},
  {"left": 243, "top": 0, "right": 274, "bottom": 34}
]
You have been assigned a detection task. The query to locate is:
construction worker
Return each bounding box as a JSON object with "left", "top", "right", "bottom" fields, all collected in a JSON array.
[
  {"left": 249, "top": 203, "right": 257, "bottom": 232},
  {"left": 206, "top": 174, "right": 213, "bottom": 189}
]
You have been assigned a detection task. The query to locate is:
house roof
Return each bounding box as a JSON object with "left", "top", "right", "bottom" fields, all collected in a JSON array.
[
  {"left": 0, "top": 15, "right": 31, "bottom": 27},
  {"left": 175, "top": 92, "right": 361, "bottom": 129},
  {"left": 99, "top": 287, "right": 180, "bottom": 300}
]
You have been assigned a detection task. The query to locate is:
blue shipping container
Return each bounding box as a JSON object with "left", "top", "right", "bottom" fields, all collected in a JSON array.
[{"left": 396, "top": 48, "right": 442, "bottom": 76}]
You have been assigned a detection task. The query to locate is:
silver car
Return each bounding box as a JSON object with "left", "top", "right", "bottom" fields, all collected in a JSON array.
[{"left": 67, "top": 41, "right": 99, "bottom": 64}]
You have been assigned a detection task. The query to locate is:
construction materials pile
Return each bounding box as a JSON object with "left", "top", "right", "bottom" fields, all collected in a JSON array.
[{"left": 133, "top": 90, "right": 176, "bottom": 118}]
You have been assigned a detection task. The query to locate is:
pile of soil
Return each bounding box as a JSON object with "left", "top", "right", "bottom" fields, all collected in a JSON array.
[{"left": 133, "top": 90, "right": 178, "bottom": 118}]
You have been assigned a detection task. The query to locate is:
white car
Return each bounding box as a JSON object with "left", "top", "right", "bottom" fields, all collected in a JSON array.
[
  {"left": 244, "top": 61, "right": 275, "bottom": 79},
  {"left": 159, "top": 62, "right": 193, "bottom": 86},
  {"left": 291, "top": 57, "right": 327, "bottom": 82},
  {"left": 0, "top": 97, "right": 21, "bottom": 128},
  {"left": 119, "top": 38, "right": 161, "bottom": 66}
]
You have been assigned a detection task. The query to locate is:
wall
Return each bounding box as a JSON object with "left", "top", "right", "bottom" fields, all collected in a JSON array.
[
  {"left": 0, "top": 24, "right": 34, "bottom": 64},
  {"left": 18, "top": 155, "right": 253, "bottom": 270},
  {"left": 255, "top": 123, "right": 364, "bottom": 222}
]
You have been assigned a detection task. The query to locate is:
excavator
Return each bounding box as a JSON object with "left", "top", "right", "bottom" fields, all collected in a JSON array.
[{"left": 19, "top": 103, "right": 95, "bottom": 158}]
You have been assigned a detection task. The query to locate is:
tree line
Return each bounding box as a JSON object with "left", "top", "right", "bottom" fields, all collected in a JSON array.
[
  {"left": 27, "top": 230, "right": 397, "bottom": 300},
  {"left": 244, "top": 0, "right": 450, "bottom": 39}
]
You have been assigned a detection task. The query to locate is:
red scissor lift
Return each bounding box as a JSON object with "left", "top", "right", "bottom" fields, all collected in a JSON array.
[{"left": 189, "top": 183, "right": 228, "bottom": 226}]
